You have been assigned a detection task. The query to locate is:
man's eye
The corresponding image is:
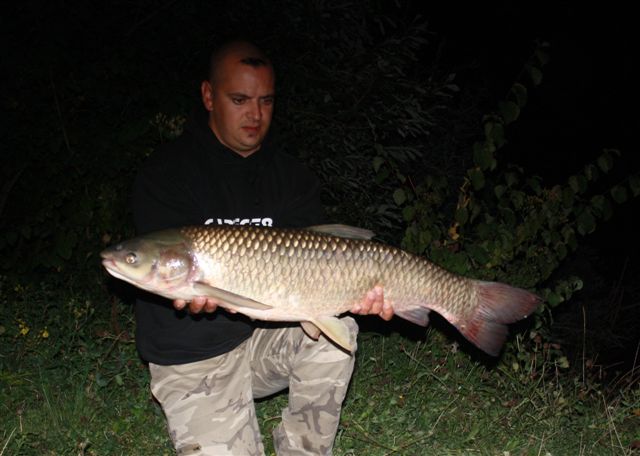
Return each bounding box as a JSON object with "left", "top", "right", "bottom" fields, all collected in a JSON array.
[
  {"left": 262, "top": 98, "right": 274, "bottom": 105},
  {"left": 232, "top": 98, "right": 245, "bottom": 105}
]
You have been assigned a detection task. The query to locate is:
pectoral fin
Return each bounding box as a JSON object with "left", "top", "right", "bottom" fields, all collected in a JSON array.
[
  {"left": 192, "top": 282, "right": 272, "bottom": 310},
  {"left": 307, "top": 316, "right": 354, "bottom": 352}
]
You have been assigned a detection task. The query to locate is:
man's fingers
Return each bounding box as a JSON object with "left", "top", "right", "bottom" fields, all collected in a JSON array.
[
  {"left": 369, "top": 286, "right": 384, "bottom": 314},
  {"left": 380, "top": 302, "right": 394, "bottom": 321},
  {"left": 189, "top": 297, "right": 207, "bottom": 313},
  {"left": 174, "top": 297, "right": 224, "bottom": 314},
  {"left": 203, "top": 298, "right": 219, "bottom": 313},
  {"left": 352, "top": 285, "right": 387, "bottom": 315}
]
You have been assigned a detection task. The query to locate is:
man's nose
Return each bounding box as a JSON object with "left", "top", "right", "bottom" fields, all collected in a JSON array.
[{"left": 247, "top": 100, "right": 262, "bottom": 121}]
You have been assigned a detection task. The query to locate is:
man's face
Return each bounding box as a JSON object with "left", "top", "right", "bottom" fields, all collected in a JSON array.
[{"left": 201, "top": 59, "right": 275, "bottom": 157}]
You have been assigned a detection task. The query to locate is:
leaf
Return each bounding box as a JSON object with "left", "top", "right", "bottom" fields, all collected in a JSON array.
[
  {"left": 373, "top": 156, "right": 384, "bottom": 173},
  {"left": 562, "top": 187, "right": 575, "bottom": 207},
  {"left": 597, "top": 152, "right": 613, "bottom": 173},
  {"left": 505, "top": 172, "right": 519, "bottom": 187},
  {"left": 402, "top": 206, "right": 416, "bottom": 222},
  {"left": 375, "top": 167, "right": 389, "bottom": 184},
  {"left": 547, "top": 291, "right": 564, "bottom": 307},
  {"left": 469, "top": 200, "right": 482, "bottom": 222},
  {"left": 468, "top": 168, "right": 485, "bottom": 191},
  {"left": 498, "top": 100, "right": 520, "bottom": 124},
  {"left": 499, "top": 207, "right": 516, "bottom": 226},
  {"left": 473, "top": 143, "right": 493, "bottom": 170},
  {"left": 510, "top": 83, "right": 528, "bottom": 108},
  {"left": 419, "top": 229, "right": 432, "bottom": 251},
  {"left": 571, "top": 277, "right": 584, "bottom": 291},
  {"left": 527, "top": 177, "right": 542, "bottom": 195},
  {"left": 610, "top": 185, "right": 628, "bottom": 204},
  {"left": 557, "top": 356, "right": 570, "bottom": 369},
  {"left": 95, "top": 372, "right": 108, "bottom": 388},
  {"left": 467, "top": 244, "right": 489, "bottom": 265},
  {"left": 527, "top": 65, "right": 543, "bottom": 86},
  {"left": 576, "top": 209, "right": 596, "bottom": 235},
  {"left": 535, "top": 47, "right": 550, "bottom": 65},
  {"left": 488, "top": 122, "right": 506, "bottom": 148},
  {"left": 583, "top": 163, "right": 599, "bottom": 181},
  {"left": 590, "top": 195, "right": 612, "bottom": 220},
  {"left": 555, "top": 243, "right": 567, "bottom": 260},
  {"left": 562, "top": 226, "right": 577, "bottom": 251},
  {"left": 455, "top": 206, "right": 469, "bottom": 225},
  {"left": 510, "top": 191, "right": 525, "bottom": 209},
  {"left": 393, "top": 188, "right": 406, "bottom": 206},
  {"left": 568, "top": 175, "right": 587, "bottom": 194},
  {"left": 590, "top": 195, "right": 605, "bottom": 212}
]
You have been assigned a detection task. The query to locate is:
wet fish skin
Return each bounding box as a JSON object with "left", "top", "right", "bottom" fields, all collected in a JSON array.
[{"left": 100, "top": 224, "right": 541, "bottom": 355}]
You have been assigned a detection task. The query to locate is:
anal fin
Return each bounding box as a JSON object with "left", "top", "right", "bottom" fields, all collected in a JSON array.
[
  {"left": 395, "top": 307, "right": 431, "bottom": 327},
  {"left": 308, "top": 316, "right": 354, "bottom": 352},
  {"left": 300, "top": 321, "right": 322, "bottom": 340}
]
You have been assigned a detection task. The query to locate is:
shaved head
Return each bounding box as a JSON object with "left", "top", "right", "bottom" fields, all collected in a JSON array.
[{"left": 208, "top": 41, "right": 273, "bottom": 85}]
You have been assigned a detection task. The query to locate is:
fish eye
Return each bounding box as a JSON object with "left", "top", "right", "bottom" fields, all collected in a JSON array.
[{"left": 125, "top": 252, "right": 137, "bottom": 264}]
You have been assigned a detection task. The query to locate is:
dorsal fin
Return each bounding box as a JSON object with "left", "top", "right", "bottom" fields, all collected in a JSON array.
[{"left": 306, "top": 224, "right": 375, "bottom": 240}]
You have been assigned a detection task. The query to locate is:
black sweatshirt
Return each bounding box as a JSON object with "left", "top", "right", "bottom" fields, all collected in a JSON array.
[{"left": 131, "top": 108, "right": 325, "bottom": 365}]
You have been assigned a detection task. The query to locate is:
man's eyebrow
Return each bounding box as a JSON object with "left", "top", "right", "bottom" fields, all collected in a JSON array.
[{"left": 226, "top": 92, "right": 275, "bottom": 99}]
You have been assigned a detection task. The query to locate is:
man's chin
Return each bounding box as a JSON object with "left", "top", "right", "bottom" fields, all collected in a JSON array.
[{"left": 233, "top": 141, "right": 262, "bottom": 157}]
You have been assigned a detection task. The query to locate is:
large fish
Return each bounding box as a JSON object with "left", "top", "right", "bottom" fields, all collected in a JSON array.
[{"left": 100, "top": 224, "right": 540, "bottom": 356}]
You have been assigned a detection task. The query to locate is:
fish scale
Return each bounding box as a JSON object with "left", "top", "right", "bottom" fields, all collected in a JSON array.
[{"left": 101, "top": 224, "right": 541, "bottom": 356}]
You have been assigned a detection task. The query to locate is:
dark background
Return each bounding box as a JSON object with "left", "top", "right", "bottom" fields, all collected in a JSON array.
[{"left": 4, "top": 1, "right": 638, "bottom": 373}]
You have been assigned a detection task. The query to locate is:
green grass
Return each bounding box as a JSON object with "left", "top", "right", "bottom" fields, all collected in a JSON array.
[{"left": 1, "top": 275, "right": 638, "bottom": 455}]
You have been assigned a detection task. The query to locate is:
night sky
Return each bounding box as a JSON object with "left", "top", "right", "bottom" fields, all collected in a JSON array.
[{"left": 5, "top": 2, "right": 638, "bottom": 367}]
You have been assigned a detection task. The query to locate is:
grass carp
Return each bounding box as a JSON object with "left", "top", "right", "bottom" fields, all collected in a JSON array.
[{"left": 100, "top": 224, "right": 540, "bottom": 356}]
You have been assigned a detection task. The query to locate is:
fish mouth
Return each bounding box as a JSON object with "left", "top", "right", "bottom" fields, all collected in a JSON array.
[{"left": 101, "top": 259, "right": 132, "bottom": 284}]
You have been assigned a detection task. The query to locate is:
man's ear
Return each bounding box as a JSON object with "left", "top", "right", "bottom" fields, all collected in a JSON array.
[{"left": 201, "top": 80, "right": 214, "bottom": 112}]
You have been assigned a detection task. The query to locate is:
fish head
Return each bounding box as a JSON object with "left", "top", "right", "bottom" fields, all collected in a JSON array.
[{"left": 100, "top": 229, "right": 195, "bottom": 296}]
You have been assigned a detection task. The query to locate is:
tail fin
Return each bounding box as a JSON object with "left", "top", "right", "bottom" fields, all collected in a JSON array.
[{"left": 456, "top": 281, "right": 541, "bottom": 356}]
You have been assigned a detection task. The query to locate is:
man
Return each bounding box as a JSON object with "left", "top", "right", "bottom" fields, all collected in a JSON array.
[{"left": 132, "top": 40, "right": 392, "bottom": 455}]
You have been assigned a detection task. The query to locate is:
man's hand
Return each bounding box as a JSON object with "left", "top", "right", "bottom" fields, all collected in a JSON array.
[
  {"left": 174, "top": 297, "right": 225, "bottom": 314},
  {"left": 350, "top": 285, "right": 393, "bottom": 321}
]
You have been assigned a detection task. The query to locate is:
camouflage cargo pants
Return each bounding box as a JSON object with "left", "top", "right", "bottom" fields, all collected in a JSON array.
[{"left": 149, "top": 317, "right": 358, "bottom": 455}]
